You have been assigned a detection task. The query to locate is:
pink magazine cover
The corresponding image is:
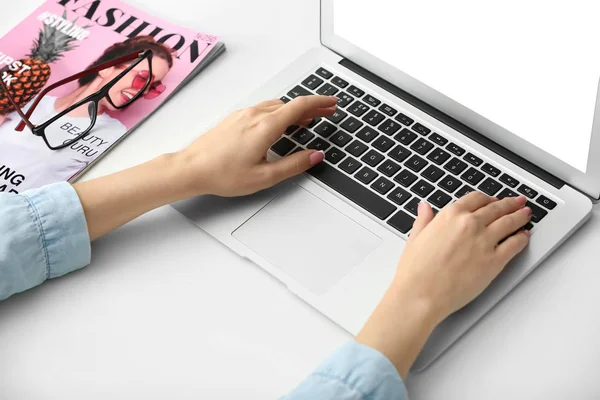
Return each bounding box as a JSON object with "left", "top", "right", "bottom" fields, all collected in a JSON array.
[{"left": 0, "top": 0, "right": 222, "bottom": 194}]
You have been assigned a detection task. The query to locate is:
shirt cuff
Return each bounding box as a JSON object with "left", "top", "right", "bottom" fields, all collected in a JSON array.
[{"left": 23, "top": 181, "right": 91, "bottom": 279}]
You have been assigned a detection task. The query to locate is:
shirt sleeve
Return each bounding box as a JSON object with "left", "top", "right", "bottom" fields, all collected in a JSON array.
[
  {"left": 282, "top": 341, "right": 408, "bottom": 400},
  {"left": 0, "top": 181, "right": 91, "bottom": 301}
]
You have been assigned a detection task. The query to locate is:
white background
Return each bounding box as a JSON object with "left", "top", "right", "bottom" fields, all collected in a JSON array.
[
  {"left": 2, "top": 1, "right": 600, "bottom": 400},
  {"left": 334, "top": 0, "right": 600, "bottom": 172}
]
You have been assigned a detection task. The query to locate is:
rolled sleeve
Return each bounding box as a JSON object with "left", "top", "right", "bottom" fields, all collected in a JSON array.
[
  {"left": 0, "top": 182, "right": 91, "bottom": 301},
  {"left": 283, "top": 341, "right": 408, "bottom": 400}
]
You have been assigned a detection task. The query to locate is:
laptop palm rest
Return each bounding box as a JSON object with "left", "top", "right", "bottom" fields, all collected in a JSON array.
[{"left": 232, "top": 184, "right": 382, "bottom": 295}]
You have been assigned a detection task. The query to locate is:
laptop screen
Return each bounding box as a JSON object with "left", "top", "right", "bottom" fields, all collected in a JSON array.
[{"left": 333, "top": 0, "right": 598, "bottom": 172}]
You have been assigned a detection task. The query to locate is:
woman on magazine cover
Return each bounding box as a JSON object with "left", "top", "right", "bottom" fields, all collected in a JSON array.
[
  {"left": 0, "top": 93, "right": 533, "bottom": 399},
  {"left": 0, "top": 36, "right": 172, "bottom": 193}
]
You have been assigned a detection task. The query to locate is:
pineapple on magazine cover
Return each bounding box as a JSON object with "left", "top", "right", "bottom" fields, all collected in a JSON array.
[{"left": 0, "top": 12, "right": 90, "bottom": 117}]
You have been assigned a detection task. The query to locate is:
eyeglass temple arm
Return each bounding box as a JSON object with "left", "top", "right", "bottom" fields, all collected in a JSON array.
[
  {"left": 14, "top": 52, "right": 143, "bottom": 132},
  {"left": 0, "top": 75, "right": 36, "bottom": 130}
]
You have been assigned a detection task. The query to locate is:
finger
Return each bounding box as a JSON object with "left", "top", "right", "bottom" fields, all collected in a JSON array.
[
  {"left": 258, "top": 149, "right": 325, "bottom": 187},
  {"left": 474, "top": 195, "right": 527, "bottom": 226},
  {"left": 409, "top": 201, "right": 435, "bottom": 240},
  {"left": 269, "top": 96, "right": 338, "bottom": 136},
  {"left": 256, "top": 99, "right": 284, "bottom": 108},
  {"left": 298, "top": 118, "right": 314, "bottom": 126},
  {"left": 487, "top": 205, "right": 532, "bottom": 243},
  {"left": 495, "top": 230, "right": 530, "bottom": 267},
  {"left": 453, "top": 191, "right": 496, "bottom": 213}
]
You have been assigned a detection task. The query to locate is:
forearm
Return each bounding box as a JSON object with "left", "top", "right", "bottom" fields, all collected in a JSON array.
[{"left": 73, "top": 152, "right": 204, "bottom": 241}]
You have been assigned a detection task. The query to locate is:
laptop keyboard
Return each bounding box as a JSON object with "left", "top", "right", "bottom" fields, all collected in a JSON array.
[{"left": 271, "top": 67, "right": 558, "bottom": 236}]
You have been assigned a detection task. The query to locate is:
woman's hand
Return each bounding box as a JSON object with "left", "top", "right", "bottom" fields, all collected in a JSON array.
[
  {"left": 176, "top": 95, "right": 338, "bottom": 197},
  {"left": 356, "top": 193, "right": 532, "bottom": 377}
]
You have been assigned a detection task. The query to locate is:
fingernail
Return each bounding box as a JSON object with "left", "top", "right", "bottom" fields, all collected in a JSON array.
[
  {"left": 516, "top": 196, "right": 527, "bottom": 206},
  {"left": 523, "top": 230, "right": 532, "bottom": 237},
  {"left": 417, "top": 201, "right": 425, "bottom": 214},
  {"left": 523, "top": 206, "right": 532, "bottom": 215},
  {"left": 309, "top": 150, "right": 325, "bottom": 166}
]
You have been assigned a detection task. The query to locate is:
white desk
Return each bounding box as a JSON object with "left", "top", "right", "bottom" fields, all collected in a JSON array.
[{"left": 2, "top": 1, "right": 600, "bottom": 399}]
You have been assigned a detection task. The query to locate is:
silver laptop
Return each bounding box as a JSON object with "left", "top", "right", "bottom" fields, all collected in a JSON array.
[{"left": 173, "top": 0, "right": 596, "bottom": 371}]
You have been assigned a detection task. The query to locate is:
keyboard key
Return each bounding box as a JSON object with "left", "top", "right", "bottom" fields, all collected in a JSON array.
[
  {"left": 404, "top": 198, "right": 421, "bottom": 216},
  {"left": 499, "top": 173, "right": 519, "bottom": 188},
  {"left": 429, "top": 133, "right": 448, "bottom": 146},
  {"left": 314, "top": 121, "right": 337, "bottom": 138},
  {"left": 411, "top": 180, "right": 435, "bottom": 197},
  {"left": 456, "top": 185, "right": 475, "bottom": 198},
  {"left": 280, "top": 96, "right": 291, "bottom": 104},
  {"left": 389, "top": 145, "right": 412, "bottom": 163},
  {"left": 438, "top": 175, "right": 462, "bottom": 193},
  {"left": 410, "top": 138, "right": 434, "bottom": 155},
  {"left": 481, "top": 163, "right": 501, "bottom": 177},
  {"left": 387, "top": 188, "right": 412, "bottom": 206},
  {"left": 478, "top": 177, "right": 502, "bottom": 196},
  {"left": 428, "top": 190, "right": 452, "bottom": 208},
  {"left": 346, "top": 140, "right": 369, "bottom": 157},
  {"left": 377, "top": 159, "right": 401, "bottom": 177},
  {"left": 364, "top": 94, "right": 381, "bottom": 107},
  {"left": 461, "top": 168, "right": 485, "bottom": 185},
  {"left": 270, "top": 137, "right": 296, "bottom": 156},
  {"left": 356, "top": 166, "right": 379, "bottom": 184},
  {"left": 316, "top": 67, "right": 333, "bottom": 79},
  {"left": 395, "top": 113, "right": 414, "bottom": 126},
  {"left": 307, "top": 162, "right": 397, "bottom": 220},
  {"left": 290, "top": 147, "right": 302, "bottom": 155},
  {"left": 394, "top": 169, "right": 418, "bottom": 187},
  {"left": 378, "top": 119, "right": 401, "bottom": 136},
  {"left": 348, "top": 85, "right": 365, "bottom": 97},
  {"left": 405, "top": 155, "right": 428, "bottom": 172},
  {"left": 307, "top": 118, "right": 321, "bottom": 128},
  {"left": 317, "top": 83, "right": 339, "bottom": 96},
  {"left": 446, "top": 142, "right": 466, "bottom": 156},
  {"left": 285, "top": 125, "right": 299, "bottom": 135},
  {"left": 307, "top": 137, "right": 331, "bottom": 151},
  {"left": 327, "top": 109, "right": 348, "bottom": 124},
  {"left": 379, "top": 104, "right": 397, "bottom": 117},
  {"left": 362, "top": 110, "right": 386, "bottom": 126},
  {"left": 339, "top": 157, "right": 362, "bottom": 174},
  {"left": 464, "top": 152, "right": 483, "bottom": 167},
  {"left": 325, "top": 147, "right": 346, "bottom": 164},
  {"left": 371, "top": 177, "right": 395, "bottom": 195},
  {"left": 330, "top": 131, "right": 352, "bottom": 147},
  {"left": 348, "top": 101, "right": 370, "bottom": 117},
  {"left": 444, "top": 157, "right": 468, "bottom": 175},
  {"left": 427, "top": 148, "right": 451, "bottom": 165},
  {"left": 361, "top": 149, "right": 385, "bottom": 167},
  {"left": 412, "top": 122, "right": 431, "bottom": 136},
  {"left": 291, "top": 128, "right": 314, "bottom": 145},
  {"left": 287, "top": 85, "right": 311, "bottom": 99},
  {"left": 302, "top": 75, "right": 324, "bottom": 90},
  {"left": 422, "top": 165, "right": 445, "bottom": 183},
  {"left": 331, "top": 76, "right": 349, "bottom": 88},
  {"left": 372, "top": 136, "right": 394, "bottom": 152},
  {"left": 536, "top": 195, "right": 557, "bottom": 210},
  {"left": 337, "top": 92, "right": 354, "bottom": 108},
  {"left": 394, "top": 128, "right": 418, "bottom": 145},
  {"left": 387, "top": 210, "right": 415, "bottom": 234},
  {"left": 527, "top": 201, "right": 548, "bottom": 223},
  {"left": 497, "top": 188, "right": 518, "bottom": 199},
  {"left": 517, "top": 184, "right": 538, "bottom": 199},
  {"left": 356, "top": 127, "right": 379, "bottom": 143},
  {"left": 340, "top": 116, "right": 363, "bottom": 133}
]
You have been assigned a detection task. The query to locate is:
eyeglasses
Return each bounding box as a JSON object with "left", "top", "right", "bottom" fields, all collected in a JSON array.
[{"left": 0, "top": 49, "right": 158, "bottom": 150}]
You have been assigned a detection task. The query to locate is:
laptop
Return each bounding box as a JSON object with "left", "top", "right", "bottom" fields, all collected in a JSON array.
[{"left": 172, "top": 0, "right": 596, "bottom": 371}]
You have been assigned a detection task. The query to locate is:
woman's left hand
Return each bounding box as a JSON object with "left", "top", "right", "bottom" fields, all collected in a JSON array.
[{"left": 176, "top": 95, "right": 338, "bottom": 197}]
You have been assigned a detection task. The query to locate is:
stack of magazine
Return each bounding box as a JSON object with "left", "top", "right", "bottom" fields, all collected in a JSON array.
[{"left": 0, "top": 0, "right": 225, "bottom": 194}]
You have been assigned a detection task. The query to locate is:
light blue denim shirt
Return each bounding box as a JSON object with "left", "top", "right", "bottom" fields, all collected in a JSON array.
[{"left": 0, "top": 181, "right": 408, "bottom": 399}]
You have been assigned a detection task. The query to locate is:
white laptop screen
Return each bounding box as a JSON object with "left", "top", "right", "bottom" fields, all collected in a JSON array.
[{"left": 333, "top": 0, "right": 599, "bottom": 172}]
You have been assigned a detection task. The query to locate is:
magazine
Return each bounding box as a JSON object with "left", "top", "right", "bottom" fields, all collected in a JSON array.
[{"left": 0, "top": 0, "right": 225, "bottom": 194}]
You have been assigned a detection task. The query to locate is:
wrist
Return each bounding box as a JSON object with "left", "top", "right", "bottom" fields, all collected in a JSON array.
[{"left": 158, "top": 150, "right": 212, "bottom": 201}]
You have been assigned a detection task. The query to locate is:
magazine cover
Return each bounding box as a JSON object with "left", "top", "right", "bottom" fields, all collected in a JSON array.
[{"left": 0, "top": 0, "right": 223, "bottom": 194}]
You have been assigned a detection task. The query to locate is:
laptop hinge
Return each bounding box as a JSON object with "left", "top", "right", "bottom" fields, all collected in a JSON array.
[{"left": 339, "top": 58, "right": 565, "bottom": 190}]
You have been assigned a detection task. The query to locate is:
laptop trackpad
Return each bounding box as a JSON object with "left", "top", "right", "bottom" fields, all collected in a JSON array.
[{"left": 232, "top": 184, "right": 382, "bottom": 295}]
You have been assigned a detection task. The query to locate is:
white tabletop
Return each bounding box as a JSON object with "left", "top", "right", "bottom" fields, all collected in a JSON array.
[{"left": 2, "top": 1, "right": 600, "bottom": 399}]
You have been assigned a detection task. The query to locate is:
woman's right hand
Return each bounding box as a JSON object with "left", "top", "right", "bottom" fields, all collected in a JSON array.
[{"left": 356, "top": 192, "right": 532, "bottom": 377}]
